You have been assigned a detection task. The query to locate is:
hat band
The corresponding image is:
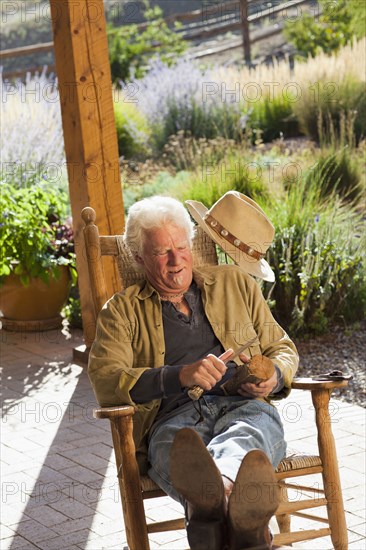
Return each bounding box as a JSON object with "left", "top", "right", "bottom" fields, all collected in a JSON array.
[{"left": 204, "top": 214, "right": 265, "bottom": 261}]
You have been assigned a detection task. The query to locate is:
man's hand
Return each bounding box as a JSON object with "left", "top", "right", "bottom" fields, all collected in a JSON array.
[
  {"left": 179, "top": 349, "right": 233, "bottom": 390},
  {"left": 235, "top": 352, "right": 278, "bottom": 398},
  {"left": 238, "top": 366, "right": 278, "bottom": 399}
]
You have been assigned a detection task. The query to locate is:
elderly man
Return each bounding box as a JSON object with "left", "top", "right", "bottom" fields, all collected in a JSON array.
[{"left": 88, "top": 191, "right": 298, "bottom": 550}]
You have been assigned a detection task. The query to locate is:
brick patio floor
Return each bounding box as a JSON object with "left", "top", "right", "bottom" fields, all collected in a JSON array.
[{"left": 1, "top": 328, "right": 365, "bottom": 550}]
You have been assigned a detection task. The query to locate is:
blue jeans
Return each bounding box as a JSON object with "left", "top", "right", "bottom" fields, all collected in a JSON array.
[{"left": 148, "top": 396, "right": 286, "bottom": 504}]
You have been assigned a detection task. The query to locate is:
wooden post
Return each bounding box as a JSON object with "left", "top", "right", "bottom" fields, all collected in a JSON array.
[
  {"left": 240, "top": 0, "right": 251, "bottom": 64},
  {"left": 312, "top": 389, "right": 348, "bottom": 550},
  {"left": 49, "top": 0, "right": 124, "bottom": 351}
]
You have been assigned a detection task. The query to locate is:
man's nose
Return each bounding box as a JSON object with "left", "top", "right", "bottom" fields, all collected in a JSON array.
[{"left": 167, "top": 249, "right": 181, "bottom": 263}]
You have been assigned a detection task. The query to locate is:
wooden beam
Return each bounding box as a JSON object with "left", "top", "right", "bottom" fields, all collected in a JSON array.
[
  {"left": 49, "top": 0, "right": 124, "bottom": 348},
  {"left": 240, "top": 0, "right": 251, "bottom": 64},
  {"left": 0, "top": 42, "right": 54, "bottom": 59}
]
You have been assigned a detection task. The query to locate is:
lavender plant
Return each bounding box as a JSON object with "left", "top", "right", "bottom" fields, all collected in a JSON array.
[
  {"left": 0, "top": 71, "right": 66, "bottom": 186},
  {"left": 125, "top": 57, "right": 243, "bottom": 149}
]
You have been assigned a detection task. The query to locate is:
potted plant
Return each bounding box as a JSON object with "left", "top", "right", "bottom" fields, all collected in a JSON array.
[{"left": 0, "top": 181, "right": 76, "bottom": 331}]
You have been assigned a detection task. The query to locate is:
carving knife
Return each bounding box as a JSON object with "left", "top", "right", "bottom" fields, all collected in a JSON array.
[{"left": 187, "top": 336, "right": 258, "bottom": 401}]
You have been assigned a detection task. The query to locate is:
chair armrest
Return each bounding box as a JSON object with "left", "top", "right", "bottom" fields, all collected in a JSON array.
[
  {"left": 93, "top": 405, "right": 135, "bottom": 419},
  {"left": 291, "top": 377, "right": 348, "bottom": 391}
]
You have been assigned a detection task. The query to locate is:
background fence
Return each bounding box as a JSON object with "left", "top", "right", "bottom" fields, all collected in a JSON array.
[{"left": 0, "top": 0, "right": 315, "bottom": 79}]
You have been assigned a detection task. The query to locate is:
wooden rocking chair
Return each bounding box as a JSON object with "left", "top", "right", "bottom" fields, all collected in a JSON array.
[{"left": 82, "top": 206, "right": 349, "bottom": 550}]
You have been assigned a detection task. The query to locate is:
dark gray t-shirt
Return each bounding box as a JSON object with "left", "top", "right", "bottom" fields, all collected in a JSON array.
[{"left": 130, "top": 282, "right": 246, "bottom": 409}]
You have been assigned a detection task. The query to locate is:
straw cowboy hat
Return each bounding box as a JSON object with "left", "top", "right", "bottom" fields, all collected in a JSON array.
[{"left": 186, "top": 191, "right": 275, "bottom": 282}]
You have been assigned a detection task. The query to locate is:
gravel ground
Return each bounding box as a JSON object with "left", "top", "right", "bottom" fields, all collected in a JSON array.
[{"left": 293, "top": 321, "right": 366, "bottom": 408}]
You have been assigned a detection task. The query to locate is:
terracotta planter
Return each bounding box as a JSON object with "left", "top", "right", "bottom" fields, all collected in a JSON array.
[{"left": 0, "top": 266, "right": 71, "bottom": 331}]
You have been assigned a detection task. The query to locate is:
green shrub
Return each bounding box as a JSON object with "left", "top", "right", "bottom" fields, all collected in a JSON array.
[
  {"left": 62, "top": 284, "right": 82, "bottom": 329},
  {"left": 348, "top": 0, "right": 366, "bottom": 39},
  {"left": 178, "top": 149, "right": 268, "bottom": 206},
  {"left": 292, "top": 77, "right": 366, "bottom": 145},
  {"left": 284, "top": 0, "right": 361, "bottom": 58},
  {"left": 270, "top": 219, "right": 365, "bottom": 334},
  {"left": 161, "top": 132, "right": 236, "bottom": 172},
  {"left": 246, "top": 94, "right": 300, "bottom": 143},
  {"left": 153, "top": 100, "right": 242, "bottom": 151},
  {"left": 0, "top": 182, "right": 75, "bottom": 286},
  {"left": 259, "top": 178, "right": 366, "bottom": 334},
  {"left": 123, "top": 171, "right": 190, "bottom": 213},
  {"left": 306, "top": 148, "right": 363, "bottom": 203},
  {"left": 108, "top": 1, "right": 186, "bottom": 82},
  {"left": 114, "top": 100, "right": 150, "bottom": 159}
]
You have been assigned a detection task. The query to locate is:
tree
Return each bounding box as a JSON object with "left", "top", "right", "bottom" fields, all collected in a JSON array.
[
  {"left": 284, "top": 0, "right": 365, "bottom": 58},
  {"left": 108, "top": 1, "right": 186, "bottom": 83}
]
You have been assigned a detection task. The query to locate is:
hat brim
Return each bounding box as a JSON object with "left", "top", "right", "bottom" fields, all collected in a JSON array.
[{"left": 186, "top": 199, "right": 275, "bottom": 282}]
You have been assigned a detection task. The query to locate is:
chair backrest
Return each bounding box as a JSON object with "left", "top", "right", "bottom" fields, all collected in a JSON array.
[{"left": 82, "top": 206, "right": 218, "bottom": 335}]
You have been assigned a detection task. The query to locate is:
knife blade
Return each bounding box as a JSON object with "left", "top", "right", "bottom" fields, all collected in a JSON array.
[{"left": 187, "top": 336, "right": 258, "bottom": 401}]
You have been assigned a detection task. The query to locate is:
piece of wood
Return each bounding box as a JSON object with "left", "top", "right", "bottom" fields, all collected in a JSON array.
[
  {"left": 147, "top": 518, "right": 185, "bottom": 533},
  {"left": 292, "top": 511, "right": 329, "bottom": 523},
  {"left": 281, "top": 481, "right": 325, "bottom": 494},
  {"left": 221, "top": 354, "right": 275, "bottom": 395},
  {"left": 240, "top": 0, "right": 251, "bottom": 63},
  {"left": 292, "top": 378, "right": 348, "bottom": 391},
  {"left": 312, "top": 389, "right": 348, "bottom": 549},
  {"left": 274, "top": 527, "right": 331, "bottom": 545},
  {"left": 112, "top": 415, "right": 150, "bottom": 550},
  {"left": 277, "top": 497, "right": 327, "bottom": 515},
  {"left": 0, "top": 41, "right": 54, "bottom": 59},
  {"left": 276, "top": 482, "right": 291, "bottom": 534},
  {"left": 93, "top": 405, "right": 135, "bottom": 419},
  {"left": 99, "top": 236, "right": 121, "bottom": 255},
  {"left": 49, "top": 1, "right": 124, "bottom": 348},
  {"left": 109, "top": 417, "right": 137, "bottom": 549},
  {"left": 275, "top": 465, "right": 323, "bottom": 480},
  {"left": 82, "top": 207, "right": 110, "bottom": 318}
]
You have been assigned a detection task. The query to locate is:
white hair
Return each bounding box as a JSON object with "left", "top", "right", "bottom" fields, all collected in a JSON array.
[{"left": 124, "top": 196, "right": 195, "bottom": 257}]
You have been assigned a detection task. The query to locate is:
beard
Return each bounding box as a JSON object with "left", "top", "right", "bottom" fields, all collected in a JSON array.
[{"left": 171, "top": 273, "right": 185, "bottom": 287}]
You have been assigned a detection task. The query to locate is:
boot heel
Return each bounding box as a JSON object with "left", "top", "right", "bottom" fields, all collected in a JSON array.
[{"left": 187, "top": 518, "right": 225, "bottom": 550}]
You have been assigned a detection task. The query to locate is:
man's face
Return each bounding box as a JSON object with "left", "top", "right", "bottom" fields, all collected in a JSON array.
[{"left": 137, "top": 223, "right": 193, "bottom": 295}]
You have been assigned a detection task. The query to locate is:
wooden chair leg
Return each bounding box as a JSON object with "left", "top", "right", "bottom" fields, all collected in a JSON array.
[
  {"left": 276, "top": 482, "right": 291, "bottom": 535},
  {"left": 312, "top": 389, "right": 348, "bottom": 550},
  {"left": 111, "top": 417, "right": 150, "bottom": 550}
]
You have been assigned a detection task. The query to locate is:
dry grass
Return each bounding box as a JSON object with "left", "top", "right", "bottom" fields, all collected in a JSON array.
[{"left": 216, "top": 38, "right": 366, "bottom": 100}]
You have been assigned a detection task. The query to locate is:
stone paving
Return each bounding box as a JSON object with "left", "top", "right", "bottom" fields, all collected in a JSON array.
[{"left": 1, "top": 328, "right": 365, "bottom": 550}]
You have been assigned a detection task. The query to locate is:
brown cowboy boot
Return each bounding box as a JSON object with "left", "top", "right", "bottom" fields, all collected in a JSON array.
[
  {"left": 169, "top": 428, "right": 226, "bottom": 550},
  {"left": 227, "top": 449, "right": 280, "bottom": 550}
]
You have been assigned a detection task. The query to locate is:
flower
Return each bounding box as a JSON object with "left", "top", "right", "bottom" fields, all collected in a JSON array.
[{"left": 49, "top": 221, "right": 74, "bottom": 262}]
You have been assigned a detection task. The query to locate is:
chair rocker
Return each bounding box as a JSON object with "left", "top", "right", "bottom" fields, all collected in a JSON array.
[{"left": 82, "top": 206, "right": 349, "bottom": 550}]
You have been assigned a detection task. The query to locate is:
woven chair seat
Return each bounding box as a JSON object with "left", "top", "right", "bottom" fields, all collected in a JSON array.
[
  {"left": 141, "top": 475, "right": 162, "bottom": 493},
  {"left": 276, "top": 452, "right": 322, "bottom": 473}
]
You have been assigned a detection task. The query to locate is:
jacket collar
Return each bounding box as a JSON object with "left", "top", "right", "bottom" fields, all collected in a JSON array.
[
  {"left": 193, "top": 267, "right": 216, "bottom": 288},
  {"left": 137, "top": 279, "right": 158, "bottom": 301}
]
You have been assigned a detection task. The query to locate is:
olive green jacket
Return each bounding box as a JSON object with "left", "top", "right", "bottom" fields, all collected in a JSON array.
[{"left": 88, "top": 265, "right": 299, "bottom": 470}]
